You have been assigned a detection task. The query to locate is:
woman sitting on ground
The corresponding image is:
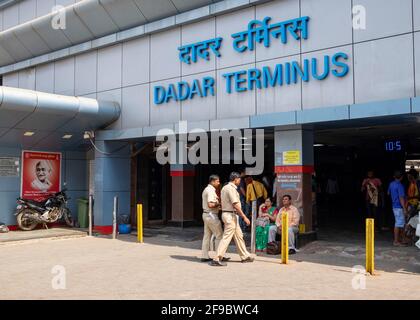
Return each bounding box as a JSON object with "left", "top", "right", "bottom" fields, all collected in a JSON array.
[{"left": 255, "top": 198, "right": 278, "bottom": 252}]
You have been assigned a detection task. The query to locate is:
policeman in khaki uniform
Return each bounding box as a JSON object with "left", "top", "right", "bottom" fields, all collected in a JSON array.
[
  {"left": 201, "top": 175, "right": 230, "bottom": 262},
  {"left": 210, "top": 172, "right": 254, "bottom": 266}
]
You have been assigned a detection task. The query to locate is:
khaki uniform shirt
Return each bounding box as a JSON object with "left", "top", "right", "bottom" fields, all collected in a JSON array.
[
  {"left": 202, "top": 184, "right": 219, "bottom": 214},
  {"left": 221, "top": 182, "right": 241, "bottom": 212}
]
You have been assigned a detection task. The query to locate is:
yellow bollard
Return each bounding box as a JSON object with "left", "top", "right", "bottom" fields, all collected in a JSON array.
[
  {"left": 299, "top": 223, "right": 306, "bottom": 234},
  {"left": 281, "top": 212, "right": 288, "bottom": 264},
  {"left": 366, "top": 218, "right": 374, "bottom": 275},
  {"left": 137, "top": 204, "right": 143, "bottom": 243}
]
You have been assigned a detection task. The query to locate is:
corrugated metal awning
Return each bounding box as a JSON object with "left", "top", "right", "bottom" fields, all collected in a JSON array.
[{"left": 0, "top": 0, "right": 222, "bottom": 67}]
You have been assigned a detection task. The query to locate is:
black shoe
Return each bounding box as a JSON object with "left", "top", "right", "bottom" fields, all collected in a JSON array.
[
  {"left": 200, "top": 258, "right": 212, "bottom": 262},
  {"left": 209, "top": 260, "right": 227, "bottom": 267},
  {"left": 241, "top": 256, "right": 254, "bottom": 263},
  {"left": 289, "top": 249, "right": 296, "bottom": 255},
  {"left": 221, "top": 257, "right": 231, "bottom": 262}
]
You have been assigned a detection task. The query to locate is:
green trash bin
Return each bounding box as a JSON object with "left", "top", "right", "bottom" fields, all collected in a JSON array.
[{"left": 77, "top": 198, "right": 89, "bottom": 228}]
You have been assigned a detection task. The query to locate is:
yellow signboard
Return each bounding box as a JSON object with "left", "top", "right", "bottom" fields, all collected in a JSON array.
[{"left": 283, "top": 150, "right": 301, "bottom": 165}]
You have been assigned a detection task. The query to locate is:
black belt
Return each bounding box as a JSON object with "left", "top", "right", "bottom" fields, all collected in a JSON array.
[{"left": 222, "top": 210, "right": 235, "bottom": 213}]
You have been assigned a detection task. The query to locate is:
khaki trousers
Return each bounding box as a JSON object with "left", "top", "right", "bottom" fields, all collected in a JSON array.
[
  {"left": 201, "top": 212, "right": 223, "bottom": 259},
  {"left": 214, "top": 212, "right": 250, "bottom": 261}
]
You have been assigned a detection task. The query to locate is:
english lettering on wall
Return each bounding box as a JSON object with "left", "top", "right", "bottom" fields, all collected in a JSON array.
[{"left": 153, "top": 16, "right": 350, "bottom": 105}]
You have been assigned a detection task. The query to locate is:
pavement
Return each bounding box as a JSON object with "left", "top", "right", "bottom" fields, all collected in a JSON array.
[
  {"left": 0, "top": 227, "right": 87, "bottom": 244},
  {"left": 0, "top": 226, "right": 419, "bottom": 300}
]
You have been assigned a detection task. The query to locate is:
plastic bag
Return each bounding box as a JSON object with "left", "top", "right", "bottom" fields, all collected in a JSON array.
[{"left": 266, "top": 241, "right": 280, "bottom": 255}]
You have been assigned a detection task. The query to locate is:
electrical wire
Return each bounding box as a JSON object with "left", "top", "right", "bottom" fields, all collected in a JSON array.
[{"left": 88, "top": 138, "right": 130, "bottom": 155}]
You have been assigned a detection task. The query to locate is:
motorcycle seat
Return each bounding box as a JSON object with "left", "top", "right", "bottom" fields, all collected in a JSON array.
[{"left": 19, "top": 198, "right": 48, "bottom": 206}]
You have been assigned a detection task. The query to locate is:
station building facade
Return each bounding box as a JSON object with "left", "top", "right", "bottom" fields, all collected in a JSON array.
[{"left": 0, "top": 0, "right": 419, "bottom": 233}]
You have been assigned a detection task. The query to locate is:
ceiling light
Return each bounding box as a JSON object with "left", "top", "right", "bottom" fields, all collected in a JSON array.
[
  {"left": 313, "top": 144, "right": 325, "bottom": 147},
  {"left": 62, "top": 134, "right": 73, "bottom": 139},
  {"left": 24, "top": 131, "right": 35, "bottom": 137}
]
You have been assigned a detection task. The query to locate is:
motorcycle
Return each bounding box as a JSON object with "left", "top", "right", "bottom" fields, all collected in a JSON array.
[{"left": 15, "top": 189, "right": 73, "bottom": 231}]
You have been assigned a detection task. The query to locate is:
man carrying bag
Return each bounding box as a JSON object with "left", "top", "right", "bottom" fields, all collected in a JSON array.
[{"left": 246, "top": 176, "right": 268, "bottom": 209}]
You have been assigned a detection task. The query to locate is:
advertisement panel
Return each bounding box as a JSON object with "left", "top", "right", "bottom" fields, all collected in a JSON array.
[{"left": 21, "top": 151, "right": 61, "bottom": 201}]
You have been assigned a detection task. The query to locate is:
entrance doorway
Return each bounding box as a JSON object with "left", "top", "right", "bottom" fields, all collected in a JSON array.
[
  {"left": 133, "top": 143, "right": 170, "bottom": 226},
  {"left": 313, "top": 118, "right": 420, "bottom": 234}
]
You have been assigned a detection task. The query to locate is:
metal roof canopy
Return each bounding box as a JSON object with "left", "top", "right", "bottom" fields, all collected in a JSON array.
[
  {"left": 0, "top": 0, "right": 222, "bottom": 67},
  {"left": 0, "top": 86, "right": 120, "bottom": 150},
  {"left": 0, "top": 0, "right": 20, "bottom": 10}
]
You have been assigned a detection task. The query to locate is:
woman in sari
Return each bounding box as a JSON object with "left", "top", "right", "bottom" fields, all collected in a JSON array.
[{"left": 255, "top": 198, "right": 278, "bottom": 251}]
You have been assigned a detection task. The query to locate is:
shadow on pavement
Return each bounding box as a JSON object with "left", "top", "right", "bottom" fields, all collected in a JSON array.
[
  {"left": 170, "top": 255, "right": 204, "bottom": 264},
  {"left": 96, "top": 226, "right": 420, "bottom": 275}
]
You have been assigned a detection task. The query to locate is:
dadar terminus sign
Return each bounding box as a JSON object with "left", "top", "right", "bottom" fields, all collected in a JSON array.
[{"left": 153, "top": 16, "right": 349, "bottom": 105}]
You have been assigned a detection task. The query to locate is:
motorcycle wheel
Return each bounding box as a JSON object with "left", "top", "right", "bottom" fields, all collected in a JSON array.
[
  {"left": 16, "top": 209, "right": 38, "bottom": 231},
  {"left": 62, "top": 208, "right": 73, "bottom": 227}
]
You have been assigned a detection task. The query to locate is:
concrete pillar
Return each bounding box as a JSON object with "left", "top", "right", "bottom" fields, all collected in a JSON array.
[
  {"left": 274, "top": 126, "right": 314, "bottom": 232},
  {"left": 93, "top": 140, "right": 130, "bottom": 234},
  {"left": 169, "top": 164, "right": 195, "bottom": 227}
]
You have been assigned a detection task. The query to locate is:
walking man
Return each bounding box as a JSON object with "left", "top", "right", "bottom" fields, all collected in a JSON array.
[
  {"left": 201, "top": 175, "right": 227, "bottom": 262},
  {"left": 210, "top": 172, "right": 254, "bottom": 266}
]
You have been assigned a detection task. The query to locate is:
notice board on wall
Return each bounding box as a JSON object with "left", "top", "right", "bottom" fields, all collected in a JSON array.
[{"left": 0, "top": 157, "right": 20, "bottom": 177}]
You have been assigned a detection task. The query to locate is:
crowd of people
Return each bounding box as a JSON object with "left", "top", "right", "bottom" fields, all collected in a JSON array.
[
  {"left": 200, "top": 166, "right": 420, "bottom": 266},
  {"left": 200, "top": 171, "right": 301, "bottom": 266},
  {"left": 362, "top": 168, "right": 420, "bottom": 247}
]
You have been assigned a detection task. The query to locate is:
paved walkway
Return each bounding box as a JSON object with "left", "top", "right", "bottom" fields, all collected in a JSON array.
[
  {"left": 0, "top": 228, "right": 87, "bottom": 244},
  {"left": 0, "top": 228, "right": 418, "bottom": 300}
]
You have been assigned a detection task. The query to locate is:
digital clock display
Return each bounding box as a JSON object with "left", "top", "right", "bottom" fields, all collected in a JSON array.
[{"left": 384, "top": 140, "right": 403, "bottom": 152}]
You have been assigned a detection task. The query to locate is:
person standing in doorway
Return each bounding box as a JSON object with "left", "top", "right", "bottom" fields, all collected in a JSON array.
[
  {"left": 326, "top": 174, "right": 339, "bottom": 217},
  {"left": 361, "top": 170, "right": 383, "bottom": 230},
  {"left": 210, "top": 172, "right": 254, "bottom": 266},
  {"left": 246, "top": 176, "right": 268, "bottom": 210},
  {"left": 407, "top": 169, "right": 420, "bottom": 219},
  {"left": 387, "top": 171, "right": 409, "bottom": 246},
  {"left": 238, "top": 170, "right": 249, "bottom": 232},
  {"left": 200, "top": 175, "right": 230, "bottom": 262}
]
